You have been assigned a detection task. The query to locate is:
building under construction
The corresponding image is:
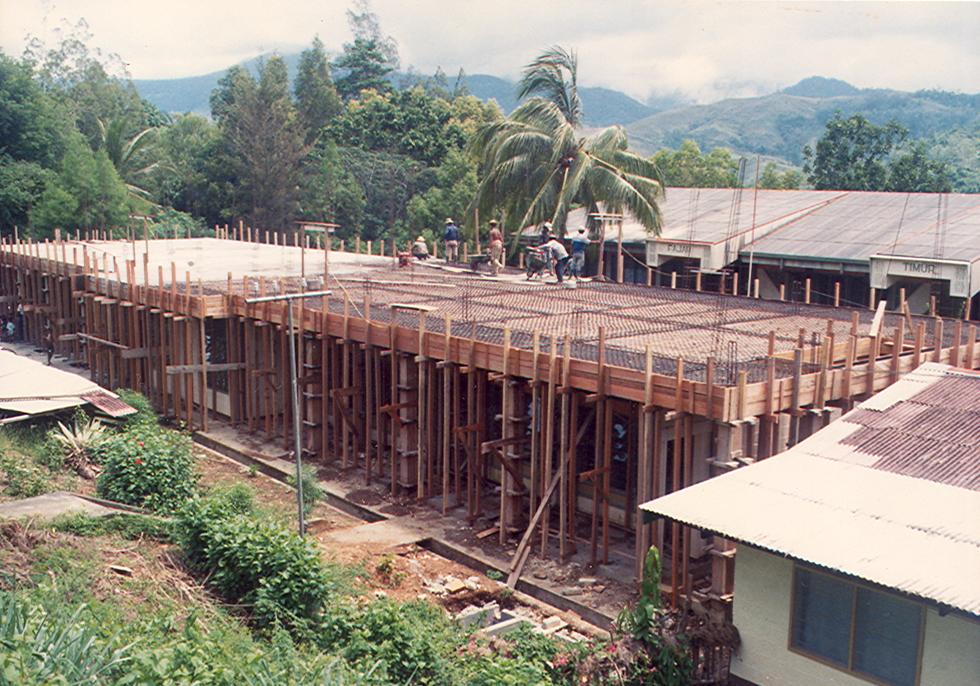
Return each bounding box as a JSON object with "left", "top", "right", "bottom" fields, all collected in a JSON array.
[{"left": 3, "top": 232, "right": 978, "bottom": 612}]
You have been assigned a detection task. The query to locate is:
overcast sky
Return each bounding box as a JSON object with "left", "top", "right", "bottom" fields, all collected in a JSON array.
[{"left": 2, "top": 1, "right": 978, "bottom": 103}]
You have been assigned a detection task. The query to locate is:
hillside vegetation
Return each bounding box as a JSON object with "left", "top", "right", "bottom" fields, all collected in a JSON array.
[{"left": 626, "top": 78, "right": 979, "bottom": 167}]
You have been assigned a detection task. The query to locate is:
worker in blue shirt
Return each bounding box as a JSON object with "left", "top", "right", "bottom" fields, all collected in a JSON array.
[{"left": 443, "top": 218, "right": 460, "bottom": 262}]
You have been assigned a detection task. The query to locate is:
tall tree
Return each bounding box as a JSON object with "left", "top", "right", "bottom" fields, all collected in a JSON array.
[
  {"left": 886, "top": 142, "right": 952, "bottom": 193},
  {"left": 32, "top": 130, "right": 129, "bottom": 232},
  {"left": 333, "top": 38, "right": 393, "bottom": 100},
  {"left": 758, "top": 162, "right": 802, "bottom": 190},
  {"left": 345, "top": 0, "right": 400, "bottom": 70},
  {"left": 218, "top": 57, "right": 309, "bottom": 231},
  {"left": 23, "top": 20, "right": 149, "bottom": 149},
  {"left": 651, "top": 140, "right": 739, "bottom": 188},
  {"left": 331, "top": 87, "right": 464, "bottom": 166},
  {"left": 472, "top": 46, "right": 664, "bottom": 240},
  {"left": 294, "top": 37, "right": 342, "bottom": 142},
  {"left": 150, "top": 114, "right": 232, "bottom": 227},
  {"left": 334, "top": 0, "right": 398, "bottom": 101},
  {"left": 803, "top": 113, "right": 907, "bottom": 190}
]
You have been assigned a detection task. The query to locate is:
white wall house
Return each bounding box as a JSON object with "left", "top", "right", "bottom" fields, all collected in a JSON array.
[
  {"left": 640, "top": 364, "right": 980, "bottom": 686},
  {"left": 732, "top": 546, "right": 980, "bottom": 686}
]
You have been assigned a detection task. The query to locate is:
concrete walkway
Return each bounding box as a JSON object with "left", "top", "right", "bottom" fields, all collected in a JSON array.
[{"left": 0, "top": 491, "right": 118, "bottom": 521}]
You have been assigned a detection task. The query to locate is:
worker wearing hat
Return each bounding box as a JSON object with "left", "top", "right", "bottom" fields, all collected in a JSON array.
[
  {"left": 412, "top": 235, "right": 430, "bottom": 260},
  {"left": 488, "top": 219, "right": 504, "bottom": 276},
  {"left": 538, "top": 221, "right": 553, "bottom": 246},
  {"left": 443, "top": 218, "right": 460, "bottom": 263}
]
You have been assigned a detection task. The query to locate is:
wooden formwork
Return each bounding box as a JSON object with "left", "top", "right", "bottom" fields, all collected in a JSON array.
[{"left": 3, "top": 233, "right": 978, "bottom": 611}]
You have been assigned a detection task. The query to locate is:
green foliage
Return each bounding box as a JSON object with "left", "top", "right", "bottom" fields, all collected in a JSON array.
[
  {"left": 337, "top": 146, "right": 428, "bottom": 242},
  {"left": 472, "top": 46, "right": 664, "bottom": 240},
  {"left": 50, "top": 512, "right": 172, "bottom": 542},
  {"left": 758, "top": 162, "right": 802, "bottom": 190},
  {"left": 215, "top": 56, "right": 309, "bottom": 231},
  {"left": 299, "top": 139, "right": 366, "bottom": 234},
  {"left": 174, "top": 487, "right": 337, "bottom": 637},
  {"left": 919, "top": 124, "right": 980, "bottom": 192},
  {"left": 114, "top": 389, "right": 159, "bottom": 428},
  {"left": 615, "top": 547, "right": 694, "bottom": 686},
  {"left": 0, "top": 453, "right": 51, "bottom": 498},
  {"left": 405, "top": 149, "right": 478, "bottom": 237},
  {"left": 332, "top": 87, "right": 465, "bottom": 166},
  {"left": 321, "top": 599, "right": 455, "bottom": 684},
  {"left": 97, "top": 115, "right": 160, "bottom": 201},
  {"left": 0, "top": 593, "right": 131, "bottom": 685},
  {"left": 334, "top": 38, "right": 394, "bottom": 101},
  {"left": 651, "top": 140, "right": 739, "bottom": 188},
  {"left": 0, "top": 157, "right": 54, "bottom": 228},
  {"left": 31, "top": 129, "right": 131, "bottom": 233},
  {"left": 150, "top": 113, "right": 232, "bottom": 226},
  {"left": 94, "top": 425, "right": 196, "bottom": 513},
  {"left": 295, "top": 37, "right": 343, "bottom": 141},
  {"left": 287, "top": 464, "right": 324, "bottom": 517},
  {"left": 0, "top": 590, "right": 367, "bottom": 686},
  {"left": 0, "top": 53, "right": 70, "bottom": 168},
  {"left": 802, "top": 112, "right": 904, "bottom": 191},
  {"left": 886, "top": 141, "right": 953, "bottom": 192}
]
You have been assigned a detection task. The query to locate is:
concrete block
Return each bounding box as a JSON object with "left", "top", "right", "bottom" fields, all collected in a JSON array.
[{"left": 482, "top": 616, "right": 528, "bottom": 637}]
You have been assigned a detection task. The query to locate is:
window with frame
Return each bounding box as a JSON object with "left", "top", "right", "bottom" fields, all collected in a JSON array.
[{"left": 790, "top": 566, "right": 923, "bottom": 686}]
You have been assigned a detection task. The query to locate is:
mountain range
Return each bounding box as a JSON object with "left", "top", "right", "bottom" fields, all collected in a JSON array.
[
  {"left": 132, "top": 53, "right": 670, "bottom": 127},
  {"left": 134, "top": 59, "right": 979, "bottom": 184}
]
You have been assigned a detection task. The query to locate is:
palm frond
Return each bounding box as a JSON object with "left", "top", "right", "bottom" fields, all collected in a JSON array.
[{"left": 517, "top": 46, "right": 582, "bottom": 127}]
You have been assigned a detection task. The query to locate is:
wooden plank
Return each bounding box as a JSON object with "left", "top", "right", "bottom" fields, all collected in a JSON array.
[
  {"left": 166, "top": 362, "right": 246, "bottom": 375},
  {"left": 120, "top": 347, "right": 150, "bottom": 359},
  {"left": 77, "top": 332, "right": 129, "bottom": 350},
  {"left": 868, "top": 300, "right": 887, "bottom": 338}
]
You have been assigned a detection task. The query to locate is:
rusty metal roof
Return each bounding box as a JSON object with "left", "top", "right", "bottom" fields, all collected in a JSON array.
[
  {"left": 640, "top": 363, "right": 980, "bottom": 615},
  {"left": 80, "top": 391, "right": 136, "bottom": 418}
]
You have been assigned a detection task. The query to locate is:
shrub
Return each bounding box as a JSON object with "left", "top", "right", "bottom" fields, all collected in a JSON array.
[
  {"left": 94, "top": 426, "right": 196, "bottom": 513},
  {"left": 174, "top": 487, "right": 335, "bottom": 637},
  {"left": 0, "top": 454, "right": 51, "bottom": 498},
  {"left": 287, "top": 464, "right": 324, "bottom": 517},
  {"left": 49, "top": 415, "right": 107, "bottom": 478},
  {"left": 114, "top": 389, "right": 158, "bottom": 428},
  {"left": 322, "top": 598, "right": 455, "bottom": 685}
]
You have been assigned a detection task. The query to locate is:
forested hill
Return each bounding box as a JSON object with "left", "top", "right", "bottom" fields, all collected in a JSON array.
[
  {"left": 133, "top": 53, "right": 658, "bottom": 126},
  {"left": 625, "top": 77, "right": 980, "bottom": 164}
]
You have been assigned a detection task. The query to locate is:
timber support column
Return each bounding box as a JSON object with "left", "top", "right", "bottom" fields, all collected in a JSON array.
[{"left": 396, "top": 352, "right": 419, "bottom": 493}]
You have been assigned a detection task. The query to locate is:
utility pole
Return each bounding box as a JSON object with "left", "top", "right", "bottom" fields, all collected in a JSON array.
[{"left": 244, "top": 289, "right": 332, "bottom": 536}]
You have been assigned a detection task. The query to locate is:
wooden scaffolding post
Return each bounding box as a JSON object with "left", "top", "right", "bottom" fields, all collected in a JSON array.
[
  {"left": 558, "top": 334, "right": 572, "bottom": 562},
  {"left": 540, "top": 341, "right": 557, "bottom": 557}
]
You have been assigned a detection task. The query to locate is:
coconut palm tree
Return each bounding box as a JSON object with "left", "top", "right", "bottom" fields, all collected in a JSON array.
[
  {"left": 470, "top": 46, "right": 664, "bottom": 243},
  {"left": 98, "top": 116, "right": 159, "bottom": 202}
]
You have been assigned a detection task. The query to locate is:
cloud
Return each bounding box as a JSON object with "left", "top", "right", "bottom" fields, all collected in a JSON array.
[{"left": 2, "top": 0, "right": 977, "bottom": 102}]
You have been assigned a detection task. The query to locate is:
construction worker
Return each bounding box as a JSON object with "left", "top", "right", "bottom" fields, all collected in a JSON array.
[
  {"left": 538, "top": 222, "right": 552, "bottom": 246},
  {"left": 543, "top": 235, "right": 571, "bottom": 283},
  {"left": 42, "top": 324, "right": 54, "bottom": 365},
  {"left": 570, "top": 226, "right": 592, "bottom": 279},
  {"left": 412, "top": 235, "right": 431, "bottom": 260},
  {"left": 488, "top": 220, "right": 504, "bottom": 275},
  {"left": 443, "top": 218, "right": 460, "bottom": 263}
]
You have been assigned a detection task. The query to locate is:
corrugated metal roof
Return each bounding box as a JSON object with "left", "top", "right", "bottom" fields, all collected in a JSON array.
[
  {"left": 743, "top": 191, "right": 980, "bottom": 263},
  {"left": 640, "top": 363, "right": 980, "bottom": 616},
  {"left": 522, "top": 189, "right": 980, "bottom": 263},
  {"left": 0, "top": 348, "right": 111, "bottom": 415}
]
